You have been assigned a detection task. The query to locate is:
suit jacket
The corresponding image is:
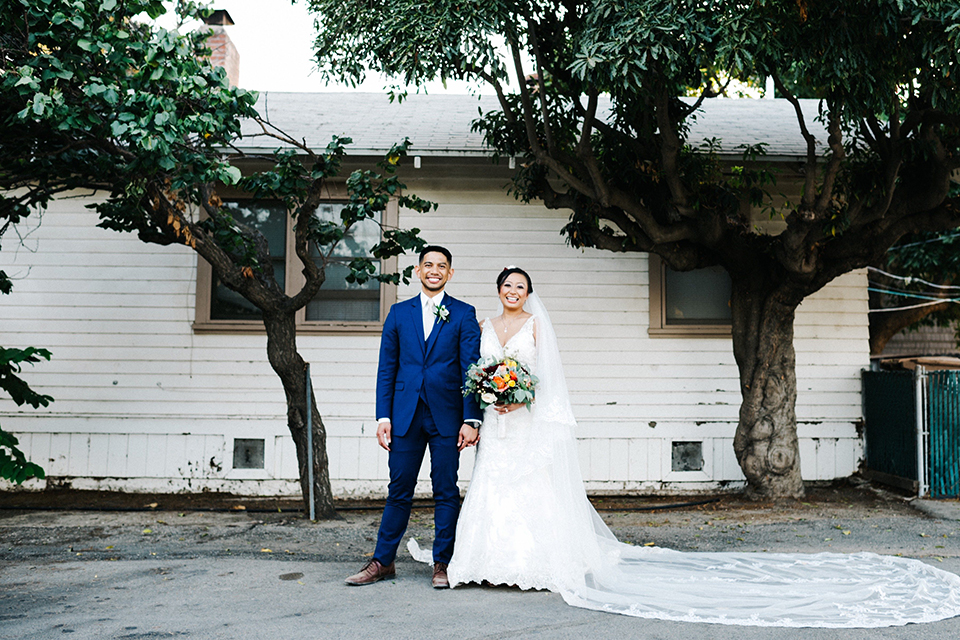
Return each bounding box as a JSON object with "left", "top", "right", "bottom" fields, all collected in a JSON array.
[{"left": 376, "top": 293, "right": 482, "bottom": 438}]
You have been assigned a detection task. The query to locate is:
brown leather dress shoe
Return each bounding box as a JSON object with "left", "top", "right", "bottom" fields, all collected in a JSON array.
[
  {"left": 432, "top": 562, "right": 450, "bottom": 589},
  {"left": 344, "top": 559, "right": 395, "bottom": 586}
]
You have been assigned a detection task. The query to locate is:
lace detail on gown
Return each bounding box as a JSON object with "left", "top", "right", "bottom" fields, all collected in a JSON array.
[
  {"left": 408, "top": 303, "right": 960, "bottom": 627},
  {"left": 447, "top": 317, "right": 561, "bottom": 590}
]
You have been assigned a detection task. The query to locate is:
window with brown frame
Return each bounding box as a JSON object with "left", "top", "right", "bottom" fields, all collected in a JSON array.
[
  {"left": 194, "top": 197, "right": 398, "bottom": 334},
  {"left": 648, "top": 254, "right": 732, "bottom": 337}
]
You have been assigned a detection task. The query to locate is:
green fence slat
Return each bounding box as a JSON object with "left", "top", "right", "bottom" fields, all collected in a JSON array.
[
  {"left": 928, "top": 371, "right": 960, "bottom": 498},
  {"left": 863, "top": 370, "right": 917, "bottom": 481}
]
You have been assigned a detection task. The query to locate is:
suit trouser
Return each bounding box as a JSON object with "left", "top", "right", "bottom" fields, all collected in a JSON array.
[{"left": 374, "top": 400, "right": 461, "bottom": 565}]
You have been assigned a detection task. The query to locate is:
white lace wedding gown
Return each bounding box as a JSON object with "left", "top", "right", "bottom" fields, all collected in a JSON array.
[
  {"left": 448, "top": 316, "right": 570, "bottom": 591},
  {"left": 409, "top": 294, "right": 960, "bottom": 628}
]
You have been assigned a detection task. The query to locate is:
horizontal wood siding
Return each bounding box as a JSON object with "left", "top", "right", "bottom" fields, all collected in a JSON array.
[{"left": 1, "top": 180, "right": 867, "bottom": 495}]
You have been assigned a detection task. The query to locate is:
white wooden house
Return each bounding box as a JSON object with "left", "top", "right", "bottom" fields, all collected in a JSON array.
[{"left": 0, "top": 93, "right": 867, "bottom": 497}]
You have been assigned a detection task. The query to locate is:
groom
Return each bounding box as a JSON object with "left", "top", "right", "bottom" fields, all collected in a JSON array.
[{"left": 345, "top": 245, "right": 482, "bottom": 589}]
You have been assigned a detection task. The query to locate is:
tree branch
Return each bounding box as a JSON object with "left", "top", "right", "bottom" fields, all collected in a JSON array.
[
  {"left": 771, "top": 72, "right": 818, "bottom": 213},
  {"left": 653, "top": 87, "right": 694, "bottom": 218},
  {"left": 287, "top": 180, "right": 330, "bottom": 312},
  {"left": 813, "top": 108, "right": 845, "bottom": 214},
  {"left": 527, "top": 19, "right": 556, "bottom": 156}
]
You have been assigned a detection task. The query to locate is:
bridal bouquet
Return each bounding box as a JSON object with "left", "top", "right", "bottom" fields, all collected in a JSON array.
[{"left": 463, "top": 357, "right": 538, "bottom": 410}]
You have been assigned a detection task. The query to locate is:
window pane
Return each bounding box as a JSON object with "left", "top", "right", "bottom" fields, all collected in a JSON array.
[
  {"left": 210, "top": 201, "right": 287, "bottom": 321},
  {"left": 307, "top": 204, "right": 381, "bottom": 322},
  {"left": 664, "top": 266, "right": 732, "bottom": 325}
]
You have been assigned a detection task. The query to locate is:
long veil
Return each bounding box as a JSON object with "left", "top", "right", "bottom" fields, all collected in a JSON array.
[{"left": 410, "top": 293, "right": 960, "bottom": 627}]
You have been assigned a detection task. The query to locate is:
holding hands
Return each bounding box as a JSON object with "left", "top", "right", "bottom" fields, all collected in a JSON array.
[{"left": 457, "top": 423, "right": 479, "bottom": 451}]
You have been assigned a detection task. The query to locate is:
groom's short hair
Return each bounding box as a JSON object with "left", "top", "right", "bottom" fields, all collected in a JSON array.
[{"left": 419, "top": 245, "right": 452, "bottom": 264}]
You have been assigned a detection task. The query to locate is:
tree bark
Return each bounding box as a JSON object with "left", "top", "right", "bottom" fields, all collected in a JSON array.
[
  {"left": 730, "top": 271, "right": 805, "bottom": 499},
  {"left": 262, "top": 311, "right": 338, "bottom": 520}
]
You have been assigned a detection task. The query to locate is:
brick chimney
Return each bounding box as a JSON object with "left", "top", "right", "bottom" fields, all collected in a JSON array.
[{"left": 203, "top": 10, "right": 239, "bottom": 88}]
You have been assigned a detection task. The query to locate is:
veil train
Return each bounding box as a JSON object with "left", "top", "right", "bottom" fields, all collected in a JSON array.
[{"left": 409, "top": 292, "right": 960, "bottom": 627}]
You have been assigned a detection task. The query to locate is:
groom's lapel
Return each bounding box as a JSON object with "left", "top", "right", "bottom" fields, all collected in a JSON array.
[{"left": 408, "top": 297, "right": 426, "bottom": 355}]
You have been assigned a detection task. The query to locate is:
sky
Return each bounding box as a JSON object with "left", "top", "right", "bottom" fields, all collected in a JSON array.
[
  {"left": 183, "top": 0, "right": 481, "bottom": 94},
  {"left": 169, "top": 2, "right": 764, "bottom": 97}
]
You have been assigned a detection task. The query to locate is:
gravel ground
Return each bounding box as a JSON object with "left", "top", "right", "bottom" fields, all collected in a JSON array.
[
  {"left": 2, "top": 478, "right": 959, "bottom": 563},
  {"left": 3, "top": 479, "right": 960, "bottom": 640}
]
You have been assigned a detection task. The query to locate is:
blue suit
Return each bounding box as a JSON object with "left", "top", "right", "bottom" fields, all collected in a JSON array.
[{"left": 373, "top": 293, "right": 482, "bottom": 565}]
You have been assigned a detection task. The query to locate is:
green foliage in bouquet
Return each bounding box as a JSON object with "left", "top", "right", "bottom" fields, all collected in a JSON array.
[{"left": 464, "top": 357, "right": 538, "bottom": 410}]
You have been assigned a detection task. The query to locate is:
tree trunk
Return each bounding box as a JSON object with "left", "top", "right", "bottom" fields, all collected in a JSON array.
[
  {"left": 730, "top": 272, "right": 805, "bottom": 499},
  {"left": 262, "top": 311, "right": 339, "bottom": 519}
]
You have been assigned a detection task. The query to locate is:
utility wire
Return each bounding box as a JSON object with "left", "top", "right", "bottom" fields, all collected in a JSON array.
[
  {"left": 868, "top": 298, "right": 959, "bottom": 313},
  {"left": 867, "top": 286, "right": 960, "bottom": 303},
  {"left": 885, "top": 232, "right": 960, "bottom": 251},
  {"left": 868, "top": 281, "right": 950, "bottom": 296},
  {"left": 868, "top": 266, "right": 960, "bottom": 291}
]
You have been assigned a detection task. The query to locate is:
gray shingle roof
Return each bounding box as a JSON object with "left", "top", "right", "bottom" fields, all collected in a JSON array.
[{"left": 238, "top": 92, "right": 827, "bottom": 160}]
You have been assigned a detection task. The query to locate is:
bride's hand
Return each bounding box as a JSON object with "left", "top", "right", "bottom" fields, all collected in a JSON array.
[{"left": 494, "top": 403, "right": 524, "bottom": 414}]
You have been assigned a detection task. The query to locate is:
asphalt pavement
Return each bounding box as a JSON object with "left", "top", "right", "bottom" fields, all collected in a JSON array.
[{"left": 2, "top": 484, "right": 960, "bottom": 640}]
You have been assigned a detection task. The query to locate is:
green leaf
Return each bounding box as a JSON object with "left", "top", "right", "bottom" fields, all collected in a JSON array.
[{"left": 220, "top": 165, "right": 242, "bottom": 185}]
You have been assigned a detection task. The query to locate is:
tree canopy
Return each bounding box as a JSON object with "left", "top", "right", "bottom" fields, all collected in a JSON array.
[
  {"left": 1, "top": 0, "right": 430, "bottom": 516},
  {"left": 309, "top": 0, "right": 960, "bottom": 498}
]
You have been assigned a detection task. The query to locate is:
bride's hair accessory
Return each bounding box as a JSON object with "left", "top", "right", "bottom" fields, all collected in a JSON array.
[{"left": 497, "top": 266, "right": 534, "bottom": 293}]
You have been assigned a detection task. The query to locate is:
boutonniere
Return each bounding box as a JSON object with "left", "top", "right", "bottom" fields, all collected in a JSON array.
[{"left": 434, "top": 304, "right": 450, "bottom": 323}]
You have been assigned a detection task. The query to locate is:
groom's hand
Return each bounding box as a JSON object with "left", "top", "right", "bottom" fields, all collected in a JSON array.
[
  {"left": 457, "top": 424, "right": 479, "bottom": 451},
  {"left": 377, "top": 421, "right": 392, "bottom": 451}
]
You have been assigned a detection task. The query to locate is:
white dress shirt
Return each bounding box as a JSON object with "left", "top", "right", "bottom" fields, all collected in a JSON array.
[{"left": 421, "top": 290, "right": 445, "bottom": 342}]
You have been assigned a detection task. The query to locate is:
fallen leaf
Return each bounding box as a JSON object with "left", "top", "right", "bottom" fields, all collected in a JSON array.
[
  {"left": 231, "top": 505, "right": 247, "bottom": 511},
  {"left": 105, "top": 546, "right": 114, "bottom": 550},
  {"left": 142, "top": 529, "right": 153, "bottom": 534},
  {"left": 145, "top": 503, "right": 159, "bottom": 509},
  {"left": 643, "top": 542, "right": 656, "bottom": 547},
  {"left": 842, "top": 530, "right": 851, "bottom": 536},
  {"left": 260, "top": 548, "right": 273, "bottom": 553}
]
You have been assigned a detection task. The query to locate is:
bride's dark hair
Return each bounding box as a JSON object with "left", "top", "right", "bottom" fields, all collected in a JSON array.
[{"left": 497, "top": 266, "right": 533, "bottom": 293}]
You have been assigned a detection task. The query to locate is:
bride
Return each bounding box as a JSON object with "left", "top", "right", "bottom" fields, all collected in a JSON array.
[{"left": 412, "top": 266, "right": 960, "bottom": 627}]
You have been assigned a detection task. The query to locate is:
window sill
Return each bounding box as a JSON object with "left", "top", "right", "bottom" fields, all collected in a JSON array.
[
  {"left": 648, "top": 326, "right": 732, "bottom": 338},
  {"left": 193, "top": 321, "right": 384, "bottom": 336}
]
